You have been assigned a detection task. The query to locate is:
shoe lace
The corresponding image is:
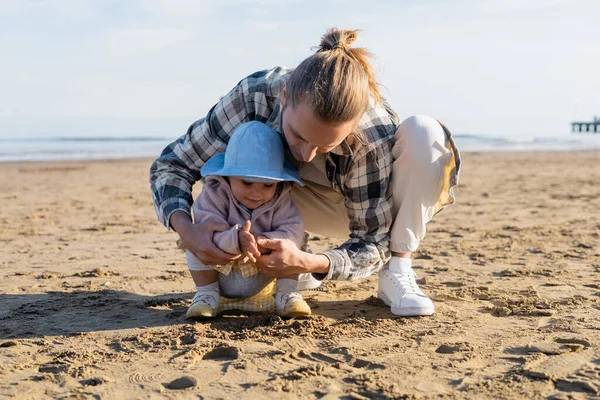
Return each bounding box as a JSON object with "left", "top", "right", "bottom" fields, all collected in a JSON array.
[
  {"left": 391, "top": 270, "right": 420, "bottom": 295},
  {"left": 278, "top": 290, "right": 302, "bottom": 305}
]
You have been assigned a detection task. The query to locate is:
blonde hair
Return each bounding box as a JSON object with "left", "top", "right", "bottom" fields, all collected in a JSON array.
[{"left": 286, "top": 28, "right": 381, "bottom": 124}]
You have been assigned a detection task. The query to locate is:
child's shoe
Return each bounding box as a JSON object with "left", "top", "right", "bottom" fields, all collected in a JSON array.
[
  {"left": 186, "top": 291, "right": 220, "bottom": 319},
  {"left": 275, "top": 290, "right": 311, "bottom": 318}
]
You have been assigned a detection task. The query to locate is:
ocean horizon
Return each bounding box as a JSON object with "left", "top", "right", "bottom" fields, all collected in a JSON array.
[{"left": 1, "top": 132, "right": 600, "bottom": 163}]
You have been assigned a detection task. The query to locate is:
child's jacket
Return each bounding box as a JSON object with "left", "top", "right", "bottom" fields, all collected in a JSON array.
[{"left": 192, "top": 176, "right": 304, "bottom": 276}]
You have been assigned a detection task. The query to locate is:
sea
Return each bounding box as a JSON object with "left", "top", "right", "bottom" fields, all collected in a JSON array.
[{"left": 1, "top": 133, "right": 600, "bottom": 163}]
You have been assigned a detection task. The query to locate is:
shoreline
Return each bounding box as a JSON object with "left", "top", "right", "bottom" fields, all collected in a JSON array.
[{"left": 1, "top": 148, "right": 599, "bottom": 166}]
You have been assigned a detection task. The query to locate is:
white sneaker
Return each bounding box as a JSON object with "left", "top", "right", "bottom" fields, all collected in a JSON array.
[
  {"left": 275, "top": 290, "right": 311, "bottom": 318},
  {"left": 377, "top": 259, "right": 434, "bottom": 317},
  {"left": 297, "top": 273, "right": 323, "bottom": 291},
  {"left": 186, "top": 290, "right": 220, "bottom": 319},
  {"left": 296, "top": 246, "right": 323, "bottom": 291}
]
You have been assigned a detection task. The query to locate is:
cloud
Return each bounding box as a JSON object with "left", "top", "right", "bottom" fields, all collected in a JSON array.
[
  {"left": 1, "top": 0, "right": 598, "bottom": 136},
  {"left": 0, "top": 0, "right": 41, "bottom": 17},
  {"left": 95, "top": 26, "right": 193, "bottom": 57},
  {"left": 475, "top": 0, "right": 582, "bottom": 20},
  {"left": 252, "top": 22, "right": 280, "bottom": 31},
  {"left": 134, "top": 0, "right": 221, "bottom": 23},
  {"left": 0, "top": 0, "right": 96, "bottom": 19}
]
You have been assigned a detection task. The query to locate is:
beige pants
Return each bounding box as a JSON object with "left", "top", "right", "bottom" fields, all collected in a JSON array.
[{"left": 291, "top": 115, "right": 453, "bottom": 253}]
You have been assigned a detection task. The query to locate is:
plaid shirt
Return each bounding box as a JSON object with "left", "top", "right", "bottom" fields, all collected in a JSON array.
[{"left": 150, "top": 67, "right": 459, "bottom": 281}]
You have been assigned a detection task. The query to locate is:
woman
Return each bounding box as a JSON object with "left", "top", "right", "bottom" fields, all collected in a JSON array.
[{"left": 150, "top": 28, "right": 461, "bottom": 317}]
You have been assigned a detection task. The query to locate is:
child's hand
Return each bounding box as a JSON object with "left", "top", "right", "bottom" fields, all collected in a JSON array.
[{"left": 239, "top": 221, "right": 261, "bottom": 263}]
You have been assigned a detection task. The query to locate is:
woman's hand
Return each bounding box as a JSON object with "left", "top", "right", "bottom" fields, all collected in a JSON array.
[
  {"left": 255, "top": 235, "right": 271, "bottom": 255},
  {"left": 255, "top": 238, "right": 310, "bottom": 276},
  {"left": 171, "top": 211, "right": 239, "bottom": 265}
]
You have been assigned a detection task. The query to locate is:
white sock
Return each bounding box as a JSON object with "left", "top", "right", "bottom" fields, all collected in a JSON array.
[
  {"left": 388, "top": 256, "right": 412, "bottom": 273},
  {"left": 196, "top": 282, "right": 219, "bottom": 293},
  {"left": 276, "top": 278, "right": 298, "bottom": 293}
]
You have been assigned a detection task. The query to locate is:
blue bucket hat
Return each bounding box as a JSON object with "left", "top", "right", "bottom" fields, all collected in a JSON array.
[{"left": 200, "top": 121, "right": 304, "bottom": 186}]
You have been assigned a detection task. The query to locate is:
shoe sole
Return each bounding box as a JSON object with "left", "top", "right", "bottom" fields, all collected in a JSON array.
[
  {"left": 186, "top": 312, "right": 216, "bottom": 319},
  {"left": 186, "top": 310, "right": 217, "bottom": 319},
  {"left": 277, "top": 301, "right": 312, "bottom": 318},
  {"left": 186, "top": 304, "right": 217, "bottom": 319},
  {"left": 278, "top": 310, "right": 312, "bottom": 318},
  {"left": 377, "top": 292, "right": 435, "bottom": 317}
]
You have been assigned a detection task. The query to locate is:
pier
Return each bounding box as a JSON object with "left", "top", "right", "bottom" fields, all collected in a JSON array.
[{"left": 572, "top": 116, "right": 600, "bottom": 133}]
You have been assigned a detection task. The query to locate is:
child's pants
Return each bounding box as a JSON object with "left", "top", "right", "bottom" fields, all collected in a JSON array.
[{"left": 186, "top": 250, "right": 273, "bottom": 298}]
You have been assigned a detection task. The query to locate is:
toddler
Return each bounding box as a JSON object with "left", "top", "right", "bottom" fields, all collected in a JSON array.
[{"left": 184, "top": 121, "right": 310, "bottom": 319}]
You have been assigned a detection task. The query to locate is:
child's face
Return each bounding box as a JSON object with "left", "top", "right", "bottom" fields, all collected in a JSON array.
[{"left": 229, "top": 177, "right": 278, "bottom": 210}]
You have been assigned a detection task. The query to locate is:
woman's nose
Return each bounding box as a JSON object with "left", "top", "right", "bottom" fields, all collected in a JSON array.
[{"left": 301, "top": 145, "right": 318, "bottom": 162}]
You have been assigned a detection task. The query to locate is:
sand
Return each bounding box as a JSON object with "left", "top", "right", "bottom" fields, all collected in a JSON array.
[{"left": 1, "top": 151, "right": 599, "bottom": 399}]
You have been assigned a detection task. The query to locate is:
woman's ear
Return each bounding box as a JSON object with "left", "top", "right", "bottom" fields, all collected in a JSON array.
[{"left": 280, "top": 85, "right": 287, "bottom": 107}]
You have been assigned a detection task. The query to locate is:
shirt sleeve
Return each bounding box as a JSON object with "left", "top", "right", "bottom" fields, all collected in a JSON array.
[
  {"left": 149, "top": 80, "right": 254, "bottom": 229},
  {"left": 320, "top": 140, "right": 394, "bottom": 281}
]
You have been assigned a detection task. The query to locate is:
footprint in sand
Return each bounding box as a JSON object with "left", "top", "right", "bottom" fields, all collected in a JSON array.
[
  {"left": 72, "top": 267, "right": 119, "bottom": 277},
  {"left": 518, "top": 337, "right": 598, "bottom": 395},
  {"left": 435, "top": 342, "right": 474, "bottom": 354},
  {"left": 165, "top": 376, "right": 198, "bottom": 390},
  {"left": 525, "top": 342, "right": 580, "bottom": 355},
  {"left": 127, "top": 372, "right": 167, "bottom": 384},
  {"left": 202, "top": 346, "right": 240, "bottom": 361},
  {"left": 257, "top": 345, "right": 386, "bottom": 382},
  {"left": 80, "top": 376, "right": 111, "bottom": 386},
  {"left": 523, "top": 351, "right": 598, "bottom": 394}
]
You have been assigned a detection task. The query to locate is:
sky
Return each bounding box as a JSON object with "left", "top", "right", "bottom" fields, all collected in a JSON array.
[{"left": 0, "top": 0, "right": 599, "bottom": 138}]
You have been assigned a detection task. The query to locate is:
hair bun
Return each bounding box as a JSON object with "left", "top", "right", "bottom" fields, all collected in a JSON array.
[{"left": 318, "top": 28, "right": 359, "bottom": 53}]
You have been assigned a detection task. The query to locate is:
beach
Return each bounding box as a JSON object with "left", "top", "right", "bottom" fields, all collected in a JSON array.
[{"left": 1, "top": 150, "right": 599, "bottom": 399}]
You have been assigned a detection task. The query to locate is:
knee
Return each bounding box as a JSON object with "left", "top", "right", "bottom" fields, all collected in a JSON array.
[
  {"left": 393, "top": 115, "right": 448, "bottom": 164},
  {"left": 399, "top": 115, "right": 441, "bottom": 135}
]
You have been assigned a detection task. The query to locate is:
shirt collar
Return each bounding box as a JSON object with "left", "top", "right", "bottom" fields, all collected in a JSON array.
[{"left": 238, "top": 202, "right": 252, "bottom": 215}]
